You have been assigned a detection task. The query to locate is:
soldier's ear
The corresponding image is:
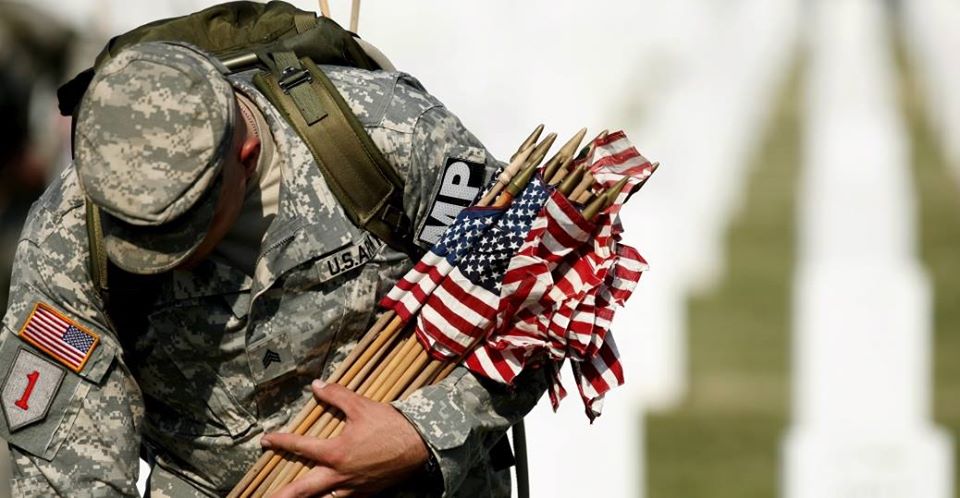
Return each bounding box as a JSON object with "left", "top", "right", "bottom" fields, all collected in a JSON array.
[{"left": 239, "top": 135, "right": 260, "bottom": 178}]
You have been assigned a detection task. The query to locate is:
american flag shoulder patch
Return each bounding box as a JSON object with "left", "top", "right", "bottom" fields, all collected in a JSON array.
[{"left": 18, "top": 303, "right": 99, "bottom": 373}]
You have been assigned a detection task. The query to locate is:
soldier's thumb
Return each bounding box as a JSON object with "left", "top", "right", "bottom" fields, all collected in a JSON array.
[{"left": 311, "top": 379, "right": 363, "bottom": 418}]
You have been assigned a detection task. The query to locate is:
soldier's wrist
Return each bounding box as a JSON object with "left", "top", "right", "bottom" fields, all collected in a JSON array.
[{"left": 421, "top": 448, "right": 444, "bottom": 493}]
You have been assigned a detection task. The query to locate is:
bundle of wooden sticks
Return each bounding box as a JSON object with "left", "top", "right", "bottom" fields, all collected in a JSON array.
[{"left": 228, "top": 125, "right": 625, "bottom": 498}]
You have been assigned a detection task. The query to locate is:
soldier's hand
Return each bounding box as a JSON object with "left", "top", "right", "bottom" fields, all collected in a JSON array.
[{"left": 260, "top": 379, "right": 431, "bottom": 498}]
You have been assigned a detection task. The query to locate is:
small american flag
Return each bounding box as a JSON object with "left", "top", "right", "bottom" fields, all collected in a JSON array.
[
  {"left": 20, "top": 303, "right": 99, "bottom": 372},
  {"left": 471, "top": 190, "right": 598, "bottom": 385},
  {"left": 380, "top": 206, "right": 502, "bottom": 322},
  {"left": 416, "top": 176, "right": 550, "bottom": 361}
]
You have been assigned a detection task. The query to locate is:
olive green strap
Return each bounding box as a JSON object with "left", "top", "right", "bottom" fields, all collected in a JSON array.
[
  {"left": 254, "top": 52, "right": 417, "bottom": 256},
  {"left": 85, "top": 200, "right": 109, "bottom": 293},
  {"left": 293, "top": 11, "right": 317, "bottom": 34}
]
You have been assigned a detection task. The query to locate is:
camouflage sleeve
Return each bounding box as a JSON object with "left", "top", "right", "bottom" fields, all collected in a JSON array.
[
  {"left": 401, "top": 103, "right": 502, "bottom": 251},
  {"left": 0, "top": 189, "right": 143, "bottom": 497},
  {"left": 393, "top": 365, "right": 550, "bottom": 496},
  {"left": 391, "top": 104, "right": 550, "bottom": 495}
]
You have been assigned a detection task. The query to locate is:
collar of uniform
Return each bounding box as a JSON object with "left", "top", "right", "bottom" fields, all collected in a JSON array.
[
  {"left": 227, "top": 75, "right": 363, "bottom": 295},
  {"left": 167, "top": 258, "right": 253, "bottom": 319}
]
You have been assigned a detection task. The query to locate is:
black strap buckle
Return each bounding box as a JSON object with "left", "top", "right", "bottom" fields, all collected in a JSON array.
[
  {"left": 278, "top": 66, "right": 312, "bottom": 93},
  {"left": 380, "top": 204, "right": 411, "bottom": 236}
]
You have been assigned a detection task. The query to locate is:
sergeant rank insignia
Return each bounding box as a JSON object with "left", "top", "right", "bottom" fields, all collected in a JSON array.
[
  {"left": 18, "top": 302, "right": 99, "bottom": 373},
  {"left": 2, "top": 347, "right": 65, "bottom": 431}
]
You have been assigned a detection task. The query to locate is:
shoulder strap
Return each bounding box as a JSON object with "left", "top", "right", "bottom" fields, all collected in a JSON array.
[
  {"left": 253, "top": 51, "right": 419, "bottom": 257},
  {"left": 85, "top": 199, "right": 110, "bottom": 294}
]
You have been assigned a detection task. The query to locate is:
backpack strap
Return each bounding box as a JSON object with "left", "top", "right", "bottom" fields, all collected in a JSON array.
[
  {"left": 253, "top": 51, "right": 419, "bottom": 257},
  {"left": 84, "top": 199, "right": 110, "bottom": 294}
]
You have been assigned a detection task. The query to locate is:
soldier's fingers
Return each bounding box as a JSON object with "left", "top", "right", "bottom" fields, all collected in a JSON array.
[
  {"left": 311, "top": 379, "right": 365, "bottom": 419},
  {"left": 260, "top": 433, "right": 337, "bottom": 464},
  {"left": 270, "top": 466, "right": 345, "bottom": 498}
]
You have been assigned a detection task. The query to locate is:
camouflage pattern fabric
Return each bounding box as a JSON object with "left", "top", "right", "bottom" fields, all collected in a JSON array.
[
  {"left": 74, "top": 42, "right": 236, "bottom": 275},
  {"left": 0, "top": 44, "right": 546, "bottom": 497}
]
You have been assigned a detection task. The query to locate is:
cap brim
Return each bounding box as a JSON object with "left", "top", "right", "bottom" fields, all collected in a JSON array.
[{"left": 102, "top": 176, "right": 221, "bottom": 275}]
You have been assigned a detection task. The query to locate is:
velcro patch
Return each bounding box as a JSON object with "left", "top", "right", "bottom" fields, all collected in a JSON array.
[
  {"left": 2, "top": 347, "right": 65, "bottom": 432},
  {"left": 18, "top": 303, "right": 99, "bottom": 373},
  {"left": 417, "top": 156, "right": 486, "bottom": 246}
]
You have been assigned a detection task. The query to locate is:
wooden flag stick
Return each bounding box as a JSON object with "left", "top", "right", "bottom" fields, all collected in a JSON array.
[
  {"left": 568, "top": 171, "right": 595, "bottom": 201},
  {"left": 267, "top": 340, "right": 427, "bottom": 493},
  {"left": 286, "top": 322, "right": 408, "bottom": 439},
  {"left": 511, "top": 124, "right": 544, "bottom": 162},
  {"left": 602, "top": 177, "right": 631, "bottom": 210},
  {"left": 577, "top": 129, "right": 608, "bottom": 162},
  {"left": 363, "top": 334, "right": 422, "bottom": 401},
  {"left": 350, "top": 0, "right": 361, "bottom": 32},
  {"left": 319, "top": 0, "right": 331, "bottom": 17},
  {"left": 557, "top": 166, "right": 586, "bottom": 196},
  {"left": 524, "top": 133, "right": 558, "bottom": 172},
  {"left": 242, "top": 319, "right": 406, "bottom": 497},
  {"left": 541, "top": 128, "right": 587, "bottom": 181},
  {"left": 285, "top": 351, "right": 434, "bottom": 486},
  {"left": 574, "top": 190, "right": 594, "bottom": 205},
  {"left": 480, "top": 128, "right": 555, "bottom": 207},
  {"left": 232, "top": 311, "right": 397, "bottom": 498},
  {"left": 582, "top": 178, "right": 627, "bottom": 220},
  {"left": 547, "top": 162, "right": 570, "bottom": 186},
  {"left": 478, "top": 144, "right": 535, "bottom": 207},
  {"left": 381, "top": 350, "right": 433, "bottom": 401},
  {"left": 260, "top": 333, "right": 421, "bottom": 495},
  {"left": 398, "top": 358, "right": 445, "bottom": 399},
  {"left": 494, "top": 135, "right": 555, "bottom": 207}
]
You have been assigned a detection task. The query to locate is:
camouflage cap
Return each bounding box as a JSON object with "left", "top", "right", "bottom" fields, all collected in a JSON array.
[{"left": 74, "top": 42, "right": 236, "bottom": 274}]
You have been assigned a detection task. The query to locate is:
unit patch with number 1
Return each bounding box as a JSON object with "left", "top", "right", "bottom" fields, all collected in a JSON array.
[{"left": 1, "top": 347, "right": 65, "bottom": 432}]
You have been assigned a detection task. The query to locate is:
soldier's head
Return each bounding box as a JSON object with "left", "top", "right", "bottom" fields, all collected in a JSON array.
[{"left": 74, "top": 42, "right": 260, "bottom": 275}]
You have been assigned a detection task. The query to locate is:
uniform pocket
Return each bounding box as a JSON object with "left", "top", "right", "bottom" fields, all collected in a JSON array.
[{"left": 137, "top": 301, "right": 257, "bottom": 439}]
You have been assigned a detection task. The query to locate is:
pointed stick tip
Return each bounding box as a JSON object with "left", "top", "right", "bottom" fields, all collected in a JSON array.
[
  {"left": 582, "top": 193, "right": 607, "bottom": 220},
  {"left": 557, "top": 165, "right": 586, "bottom": 196},
  {"left": 603, "top": 177, "right": 631, "bottom": 208},
  {"left": 513, "top": 124, "right": 546, "bottom": 159},
  {"left": 525, "top": 132, "right": 559, "bottom": 169}
]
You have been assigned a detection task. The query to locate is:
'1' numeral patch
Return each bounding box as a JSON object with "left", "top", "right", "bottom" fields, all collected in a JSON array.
[
  {"left": 417, "top": 157, "right": 486, "bottom": 246},
  {"left": 2, "top": 347, "right": 65, "bottom": 432}
]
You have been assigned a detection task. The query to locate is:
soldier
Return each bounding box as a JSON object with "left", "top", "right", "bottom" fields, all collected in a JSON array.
[{"left": 0, "top": 42, "right": 548, "bottom": 497}]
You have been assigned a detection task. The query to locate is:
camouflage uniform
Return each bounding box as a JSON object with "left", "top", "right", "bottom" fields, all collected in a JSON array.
[{"left": 0, "top": 42, "right": 548, "bottom": 497}]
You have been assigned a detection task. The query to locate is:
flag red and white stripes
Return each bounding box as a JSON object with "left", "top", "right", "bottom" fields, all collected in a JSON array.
[{"left": 19, "top": 303, "right": 99, "bottom": 372}]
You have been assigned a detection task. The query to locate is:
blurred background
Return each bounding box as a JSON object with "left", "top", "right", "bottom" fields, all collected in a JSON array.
[{"left": 1, "top": 0, "right": 958, "bottom": 496}]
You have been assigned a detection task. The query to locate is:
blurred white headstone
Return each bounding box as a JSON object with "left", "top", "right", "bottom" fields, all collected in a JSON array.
[
  {"left": 622, "top": 0, "right": 800, "bottom": 410},
  {"left": 902, "top": 0, "right": 960, "bottom": 182},
  {"left": 783, "top": 1, "right": 953, "bottom": 497}
]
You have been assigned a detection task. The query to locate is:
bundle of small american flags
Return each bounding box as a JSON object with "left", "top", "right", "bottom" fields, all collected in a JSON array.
[
  {"left": 231, "top": 128, "right": 656, "bottom": 497},
  {"left": 383, "top": 130, "right": 654, "bottom": 420}
]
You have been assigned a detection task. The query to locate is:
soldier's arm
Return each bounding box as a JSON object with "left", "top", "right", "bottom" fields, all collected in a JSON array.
[
  {"left": 392, "top": 365, "right": 550, "bottom": 495},
  {"left": 0, "top": 182, "right": 143, "bottom": 497},
  {"left": 390, "top": 101, "right": 552, "bottom": 495}
]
